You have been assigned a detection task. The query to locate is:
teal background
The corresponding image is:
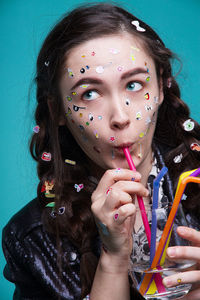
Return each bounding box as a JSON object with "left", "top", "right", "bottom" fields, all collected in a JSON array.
[{"left": 1, "top": 0, "right": 199, "bottom": 298}]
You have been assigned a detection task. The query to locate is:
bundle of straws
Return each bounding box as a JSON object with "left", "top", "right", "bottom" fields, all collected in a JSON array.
[{"left": 123, "top": 147, "right": 200, "bottom": 296}]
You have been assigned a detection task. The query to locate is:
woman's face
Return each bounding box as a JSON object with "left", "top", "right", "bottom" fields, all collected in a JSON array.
[{"left": 60, "top": 34, "right": 163, "bottom": 173}]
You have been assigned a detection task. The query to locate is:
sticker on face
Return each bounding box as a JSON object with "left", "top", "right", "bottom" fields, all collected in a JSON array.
[
  {"left": 136, "top": 111, "right": 142, "bottom": 120},
  {"left": 98, "top": 115, "right": 103, "bottom": 120},
  {"left": 73, "top": 105, "right": 86, "bottom": 112},
  {"left": 66, "top": 96, "right": 72, "bottom": 101},
  {"left": 67, "top": 68, "right": 74, "bottom": 78},
  {"left": 88, "top": 113, "right": 94, "bottom": 121},
  {"left": 145, "top": 104, "right": 153, "bottom": 111},
  {"left": 125, "top": 98, "right": 131, "bottom": 106},
  {"left": 109, "top": 48, "right": 120, "bottom": 54},
  {"left": 154, "top": 96, "right": 159, "bottom": 104},
  {"left": 144, "top": 93, "right": 150, "bottom": 100},
  {"left": 80, "top": 84, "right": 89, "bottom": 88},
  {"left": 94, "top": 130, "right": 99, "bottom": 138},
  {"left": 66, "top": 107, "right": 72, "bottom": 117},
  {"left": 96, "top": 66, "right": 104, "bottom": 73}
]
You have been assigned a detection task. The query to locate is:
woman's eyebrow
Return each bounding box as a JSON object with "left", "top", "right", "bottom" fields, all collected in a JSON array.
[
  {"left": 121, "top": 67, "right": 149, "bottom": 80},
  {"left": 70, "top": 78, "right": 103, "bottom": 91}
]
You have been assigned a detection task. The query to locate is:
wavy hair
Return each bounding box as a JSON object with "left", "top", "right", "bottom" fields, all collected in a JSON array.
[{"left": 30, "top": 3, "right": 200, "bottom": 297}]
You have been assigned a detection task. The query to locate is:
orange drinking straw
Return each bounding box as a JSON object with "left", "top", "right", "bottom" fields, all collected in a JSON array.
[{"left": 139, "top": 175, "right": 200, "bottom": 295}]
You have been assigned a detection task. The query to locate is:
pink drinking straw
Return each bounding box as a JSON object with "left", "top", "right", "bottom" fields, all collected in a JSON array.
[
  {"left": 123, "top": 147, "right": 151, "bottom": 244},
  {"left": 123, "top": 147, "right": 166, "bottom": 294}
]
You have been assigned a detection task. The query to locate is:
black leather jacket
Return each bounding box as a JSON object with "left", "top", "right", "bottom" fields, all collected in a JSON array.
[{"left": 2, "top": 198, "right": 144, "bottom": 300}]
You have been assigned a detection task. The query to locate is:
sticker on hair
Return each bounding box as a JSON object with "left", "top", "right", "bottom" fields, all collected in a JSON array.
[
  {"left": 41, "top": 152, "right": 51, "bottom": 161},
  {"left": 173, "top": 153, "right": 183, "bottom": 164},
  {"left": 33, "top": 125, "right": 40, "bottom": 133},
  {"left": 44, "top": 61, "right": 49, "bottom": 67},
  {"left": 74, "top": 183, "right": 84, "bottom": 192},
  {"left": 190, "top": 143, "right": 200, "bottom": 151},
  {"left": 131, "top": 20, "right": 146, "bottom": 32},
  {"left": 183, "top": 119, "right": 194, "bottom": 131},
  {"left": 65, "top": 159, "right": 76, "bottom": 165}
]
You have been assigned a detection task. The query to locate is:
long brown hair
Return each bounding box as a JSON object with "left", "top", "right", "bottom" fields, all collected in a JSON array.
[{"left": 30, "top": 3, "right": 200, "bottom": 297}]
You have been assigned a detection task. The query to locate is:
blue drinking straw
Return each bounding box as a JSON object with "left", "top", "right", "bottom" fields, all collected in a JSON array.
[{"left": 150, "top": 166, "right": 168, "bottom": 264}]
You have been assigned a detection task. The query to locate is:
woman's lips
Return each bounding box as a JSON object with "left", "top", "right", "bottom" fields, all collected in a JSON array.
[{"left": 114, "top": 143, "right": 134, "bottom": 152}]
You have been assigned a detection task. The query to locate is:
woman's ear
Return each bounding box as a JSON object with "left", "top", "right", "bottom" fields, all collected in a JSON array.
[{"left": 47, "top": 98, "right": 66, "bottom": 125}]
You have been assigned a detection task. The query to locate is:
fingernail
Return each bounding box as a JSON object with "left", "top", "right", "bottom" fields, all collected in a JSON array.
[
  {"left": 163, "top": 278, "right": 173, "bottom": 287},
  {"left": 167, "top": 247, "right": 176, "bottom": 257}
]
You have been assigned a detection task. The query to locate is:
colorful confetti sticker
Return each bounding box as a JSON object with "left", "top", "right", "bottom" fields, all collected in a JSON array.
[
  {"left": 79, "top": 125, "right": 84, "bottom": 132},
  {"left": 72, "top": 91, "right": 77, "bottom": 96},
  {"left": 106, "top": 187, "right": 112, "bottom": 195},
  {"left": 117, "top": 66, "right": 123, "bottom": 71},
  {"left": 94, "top": 130, "right": 99, "bottom": 138},
  {"left": 79, "top": 113, "right": 83, "bottom": 118},
  {"left": 96, "top": 66, "right": 104, "bottom": 74},
  {"left": 173, "top": 153, "right": 183, "bottom": 163},
  {"left": 111, "top": 149, "right": 115, "bottom": 159},
  {"left": 146, "top": 76, "right": 150, "bottom": 82},
  {"left": 139, "top": 132, "right": 145, "bottom": 138},
  {"left": 86, "top": 65, "right": 90, "bottom": 69},
  {"left": 131, "top": 46, "right": 140, "bottom": 52},
  {"left": 66, "top": 96, "right": 72, "bottom": 101},
  {"left": 86, "top": 122, "right": 90, "bottom": 126},
  {"left": 145, "top": 116, "right": 151, "bottom": 124},
  {"left": 67, "top": 68, "right": 74, "bottom": 78},
  {"left": 130, "top": 54, "right": 135, "bottom": 62},
  {"left": 80, "top": 84, "right": 89, "bottom": 88},
  {"left": 33, "top": 125, "right": 40, "bottom": 133},
  {"left": 136, "top": 111, "right": 142, "bottom": 120},
  {"left": 98, "top": 115, "right": 103, "bottom": 120},
  {"left": 88, "top": 113, "right": 94, "bottom": 121},
  {"left": 41, "top": 152, "right": 51, "bottom": 161},
  {"left": 190, "top": 143, "right": 200, "bottom": 151},
  {"left": 183, "top": 119, "right": 195, "bottom": 131},
  {"left": 44, "top": 61, "right": 49, "bottom": 67},
  {"left": 145, "top": 104, "right": 153, "bottom": 111},
  {"left": 154, "top": 96, "right": 159, "bottom": 104},
  {"left": 74, "top": 183, "right": 84, "bottom": 192},
  {"left": 144, "top": 92, "right": 150, "bottom": 100},
  {"left": 66, "top": 107, "right": 72, "bottom": 117},
  {"left": 125, "top": 98, "right": 130, "bottom": 105},
  {"left": 81, "top": 55, "right": 86, "bottom": 58},
  {"left": 46, "top": 201, "right": 55, "bottom": 208},
  {"left": 109, "top": 48, "right": 120, "bottom": 54},
  {"left": 65, "top": 159, "right": 76, "bottom": 165},
  {"left": 73, "top": 105, "right": 86, "bottom": 112},
  {"left": 91, "top": 51, "right": 95, "bottom": 56},
  {"left": 110, "top": 136, "right": 115, "bottom": 142},
  {"left": 131, "top": 20, "right": 146, "bottom": 32},
  {"left": 80, "top": 68, "right": 85, "bottom": 74}
]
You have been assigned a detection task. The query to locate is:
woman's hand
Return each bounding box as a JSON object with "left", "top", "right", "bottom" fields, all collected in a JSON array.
[
  {"left": 91, "top": 168, "right": 149, "bottom": 257},
  {"left": 163, "top": 226, "right": 200, "bottom": 299}
]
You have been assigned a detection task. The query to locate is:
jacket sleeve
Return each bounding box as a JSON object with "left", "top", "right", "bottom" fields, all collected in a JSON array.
[{"left": 2, "top": 226, "right": 53, "bottom": 300}]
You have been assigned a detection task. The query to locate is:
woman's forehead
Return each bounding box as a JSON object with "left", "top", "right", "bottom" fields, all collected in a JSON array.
[{"left": 65, "top": 33, "right": 153, "bottom": 70}]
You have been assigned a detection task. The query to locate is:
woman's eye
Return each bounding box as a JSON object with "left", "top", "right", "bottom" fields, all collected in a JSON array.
[
  {"left": 126, "top": 82, "right": 142, "bottom": 92},
  {"left": 82, "top": 90, "right": 100, "bottom": 101}
]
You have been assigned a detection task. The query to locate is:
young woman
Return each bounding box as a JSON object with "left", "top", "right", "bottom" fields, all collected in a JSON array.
[{"left": 2, "top": 3, "right": 200, "bottom": 300}]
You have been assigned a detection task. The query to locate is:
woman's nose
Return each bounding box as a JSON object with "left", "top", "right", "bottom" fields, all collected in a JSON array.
[{"left": 110, "top": 98, "right": 130, "bottom": 130}]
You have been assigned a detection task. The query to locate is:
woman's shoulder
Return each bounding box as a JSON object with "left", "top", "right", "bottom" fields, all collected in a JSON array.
[{"left": 2, "top": 198, "right": 43, "bottom": 242}]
